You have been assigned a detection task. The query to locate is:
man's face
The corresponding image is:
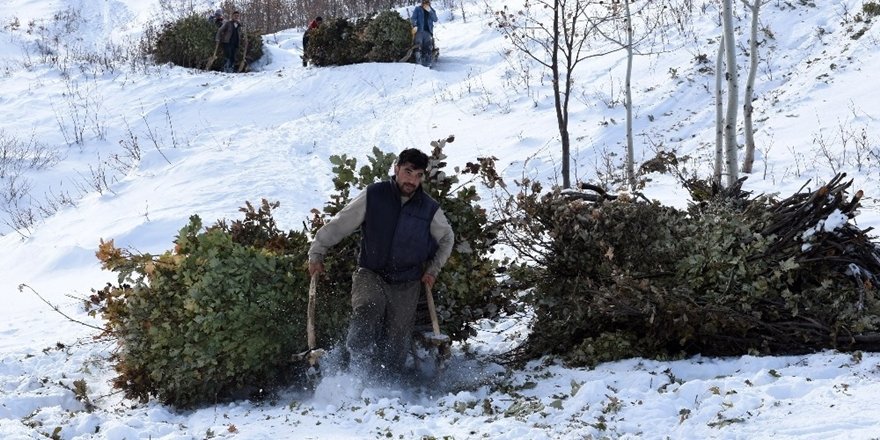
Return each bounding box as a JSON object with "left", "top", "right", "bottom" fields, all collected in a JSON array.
[
  {"left": 232, "top": 13, "right": 240, "bottom": 21},
  {"left": 394, "top": 163, "right": 425, "bottom": 197}
]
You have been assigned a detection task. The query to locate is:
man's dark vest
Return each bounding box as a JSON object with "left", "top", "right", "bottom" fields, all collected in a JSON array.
[
  {"left": 229, "top": 23, "right": 240, "bottom": 46},
  {"left": 358, "top": 180, "right": 440, "bottom": 283},
  {"left": 421, "top": 8, "right": 432, "bottom": 34}
]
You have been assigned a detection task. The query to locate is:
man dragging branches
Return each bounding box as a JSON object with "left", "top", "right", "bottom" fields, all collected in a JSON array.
[
  {"left": 308, "top": 148, "right": 454, "bottom": 380},
  {"left": 411, "top": 0, "right": 438, "bottom": 67}
]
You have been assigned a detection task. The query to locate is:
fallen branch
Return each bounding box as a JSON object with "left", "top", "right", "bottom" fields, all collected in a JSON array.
[{"left": 19, "top": 283, "right": 104, "bottom": 331}]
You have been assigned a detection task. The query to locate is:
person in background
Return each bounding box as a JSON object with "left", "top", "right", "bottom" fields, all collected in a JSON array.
[
  {"left": 302, "top": 16, "right": 323, "bottom": 67},
  {"left": 410, "top": 0, "right": 438, "bottom": 67},
  {"left": 209, "top": 9, "right": 223, "bottom": 28},
  {"left": 307, "top": 148, "right": 454, "bottom": 380},
  {"left": 215, "top": 10, "right": 246, "bottom": 73}
]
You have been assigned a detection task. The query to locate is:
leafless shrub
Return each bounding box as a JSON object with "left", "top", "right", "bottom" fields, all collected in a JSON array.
[
  {"left": 108, "top": 117, "right": 142, "bottom": 175},
  {"left": 0, "top": 174, "right": 36, "bottom": 237},
  {"left": 4, "top": 16, "right": 21, "bottom": 31},
  {"left": 808, "top": 116, "right": 880, "bottom": 175},
  {"left": 52, "top": 99, "right": 84, "bottom": 146},
  {"left": 75, "top": 42, "right": 128, "bottom": 76},
  {"left": 1, "top": 200, "right": 38, "bottom": 238},
  {"left": 500, "top": 48, "right": 539, "bottom": 100},
  {"left": 73, "top": 157, "right": 115, "bottom": 196},
  {"left": 759, "top": 133, "right": 775, "bottom": 181},
  {"left": 0, "top": 130, "right": 66, "bottom": 236},
  {"left": 164, "top": 101, "right": 179, "bottom": 149},
  {"left": 0, "top": 173, "right": 32, "bottom": 206},
  {"left": 784, "top": 145, "right": 807, "bottom": 179},
  {"left": 34, "top": 185, "right": 77, "bottom": 218},
  {"left": 0, "top": 131, "right": 60, "bottom": 178},
  {"left": 52, "top": 9, "right": 82, "bottom": 34},
  {"left": 591, "top": 144, "right": 626, "bottom": 190},
  {"left": 4, "top": 5, "right": 142, "bottom": 77},
  {"left": 582, "top": 77, "right": 624, "bottom": 109},
  {"left": 853, "top": 125, "right": 880, "bottom": 170},
  {"left": 52, "top": 77, "right": 107, "bottom": 146},
  {"left": 140, "top": 106, "right": 173, "bottom": 165},
  {"left": 812, "top": 125, "right": 841, "bottom": 174}
]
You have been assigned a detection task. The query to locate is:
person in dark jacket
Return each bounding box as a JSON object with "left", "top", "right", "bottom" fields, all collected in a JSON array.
[
  {"left": 209, "top": 9, "right": 223, "bottom": 28},
  {"left": 215, "top": 10, "right": 246, "bottom": 72},
  {"left": 410, "top": 0, "right": 438, "bottom": 67},
  {"left": 308, "top": 148, "right": 454, "bottom": 379},
  {"left": 302, "top": 16, "right": 323, "bottom": 67}
]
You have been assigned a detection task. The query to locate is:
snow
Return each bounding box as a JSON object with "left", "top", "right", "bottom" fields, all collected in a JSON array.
[{"left": 1, "top": 0, "right": 880, "bottom": 438}]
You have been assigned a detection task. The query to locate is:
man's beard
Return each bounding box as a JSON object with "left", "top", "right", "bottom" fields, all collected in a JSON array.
[{"left": 399, "top": 182, "right": 417, "bottom": 196}]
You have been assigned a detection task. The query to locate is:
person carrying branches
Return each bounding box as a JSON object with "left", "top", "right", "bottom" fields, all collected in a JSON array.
[
  {"left": 302, "top": 16, "right": 323, "bottom": 67},
  {"left": 410, "top": 0, "right": 438, "bottom": 67},
  {"left": 214, "top": 10, "right": 247, "bottom": 72},
  {"left": 307, "top": 148, "right": 454, "bottom": 380}
]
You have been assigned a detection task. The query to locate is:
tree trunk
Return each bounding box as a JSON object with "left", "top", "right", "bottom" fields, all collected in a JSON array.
[
  {"left": 722, "top": 0, "right": 739, "bottom": 186},
  {"left": 624, "top": 0, "right": 635, "bottom": 189},
  {"left": 492, "top": 0, "right": 624, "bottom": 190},
  {"left": 714, "top": 35, "right": 725, "bottom": 185},
  {"left": 551, "top": 1, "right": 570, "bottom": 189},
  {"left": 741, "top": 0, "right": 762, "bottom": 174}
]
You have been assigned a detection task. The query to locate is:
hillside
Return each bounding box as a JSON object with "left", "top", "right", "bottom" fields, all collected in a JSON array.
[{"left": 1, "top": 0, "right": 880, "bottom": 438}]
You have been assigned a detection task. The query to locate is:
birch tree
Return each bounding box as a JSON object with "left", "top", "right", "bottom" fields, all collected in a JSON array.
[
  {"left": 494, "top": 0, "right": 618, "bottom": 189},
  {"left": 721, "top": 0, "right": 739, "bottom": 186},
  {"left": 624, "top": 0, "right": 635, "bottom": 188},
  {"left": 595, "top": 0, "right": 678, "bottom": 189},
  {"left": 740, "top": 0, "right": 768, "bottom": 174},
  {"left": 714, "top": 36, "right": 724, "bottom": 185}
]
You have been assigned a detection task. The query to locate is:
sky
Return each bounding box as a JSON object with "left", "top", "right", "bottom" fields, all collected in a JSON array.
[{"left": 1, "top": 0, "right": 880, "bottom": 438}]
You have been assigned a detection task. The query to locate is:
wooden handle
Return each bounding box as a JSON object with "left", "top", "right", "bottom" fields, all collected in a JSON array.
[
  {"left": 425, "top": 284, "right": 442, "bottom": 336},
  {"left": 238, "top": 41, "right": 248, "bottom": 72},
  {"left": 307, "top": 273, "right": 317, "bottom": 350}
]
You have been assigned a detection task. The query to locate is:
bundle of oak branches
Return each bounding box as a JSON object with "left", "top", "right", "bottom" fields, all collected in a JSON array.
[{"left": 500, "top": 173, "right": 880, "bottom": 367}]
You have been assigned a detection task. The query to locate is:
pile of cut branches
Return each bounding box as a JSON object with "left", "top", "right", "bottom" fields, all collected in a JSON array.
[{"left": 502, "top": 174, "right": 880, "bottom": 367}]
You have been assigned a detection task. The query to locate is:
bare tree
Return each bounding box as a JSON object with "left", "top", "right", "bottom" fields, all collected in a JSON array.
[
  {"left": 714, "top": 35, "right": 724, "bottom": 185},
  {"left": 623, "top": 0, "right": 635, "bottom": 188},
  {"left": 740, "top": 0, "right": 768, "bottom": 174},
  {"left": 238, "top": 0, "right": 298, "bottom": 34},
  {"left": 594, "top": 0, "right": 681, "bottom": 189},
  {"left": 495, "top": 0, "right": 619, "bottom": 189},
  {"left": 721, "top": 0, "right": 739, "bottom": 186},
  {"left": 713, "top": 4, "right": 744, "bottom": 186}
]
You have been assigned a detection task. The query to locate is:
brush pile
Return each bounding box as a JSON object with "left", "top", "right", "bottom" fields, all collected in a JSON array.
[{"left": 503, "top": 174, "right": 880, "bottom": 366}]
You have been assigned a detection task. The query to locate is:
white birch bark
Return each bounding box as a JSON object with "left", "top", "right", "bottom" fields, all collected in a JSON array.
[
  {"left": 722, "top": 0, "right": 740, "bottom": 186},
  {"left": 715, "top": 35, "right": 725, "bottom": 185},
  {"left": 624, "top": 0, "right": 635, "bottom": 189},
  {"left": 741, "top": 0, "right": 764, "bottom": 174}
]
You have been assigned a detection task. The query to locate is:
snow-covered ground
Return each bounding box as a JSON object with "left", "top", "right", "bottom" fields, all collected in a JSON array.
[{"left": 1, "top": 0, "right": 880, "bottom": 438}]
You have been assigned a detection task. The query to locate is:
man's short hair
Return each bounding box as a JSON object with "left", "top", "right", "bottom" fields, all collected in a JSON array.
[{"left": 397, "top": 148, "right": 429, "bottom": 171}]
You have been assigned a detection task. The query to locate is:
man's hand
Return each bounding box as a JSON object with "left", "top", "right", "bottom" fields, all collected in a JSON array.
[
  {"left": 422, "top": 273, "right": 436, "bottom": 290},
  {"left": 308, "top": 261, "right": 324, "bottom": 277}
]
